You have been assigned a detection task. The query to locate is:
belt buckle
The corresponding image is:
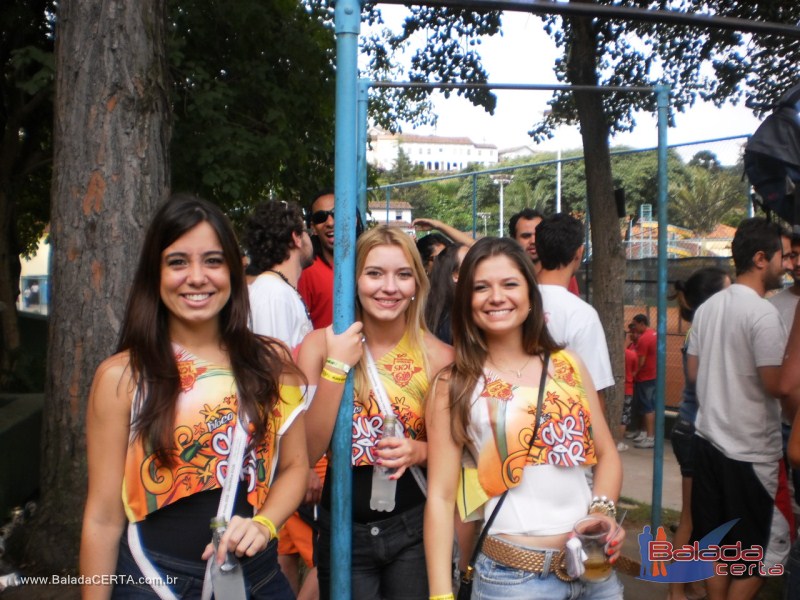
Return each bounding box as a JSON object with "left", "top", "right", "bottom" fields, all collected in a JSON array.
[{"left": 552, "top": 549, "right": 574, "bottom": 582}]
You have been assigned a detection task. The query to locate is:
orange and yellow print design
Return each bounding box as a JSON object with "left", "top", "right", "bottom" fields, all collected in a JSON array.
[
  {"left": 351, "top": 341, "right": 427, "bottom": 467},
  {"left": 122, "top": 346, "right": 304, "bottom": 523},
  {"left": 477, "top": 351, "right": 597, "bottom": 498}
]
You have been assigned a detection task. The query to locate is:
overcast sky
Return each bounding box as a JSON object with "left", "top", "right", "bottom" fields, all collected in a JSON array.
[{"left": 365, "top": 8, "right": 765, "bottom": 165}]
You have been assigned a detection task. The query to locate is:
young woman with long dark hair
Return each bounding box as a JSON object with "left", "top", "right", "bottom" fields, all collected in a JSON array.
[
  {"left": 80, "top": 194, "right": 308, "bottom": 599},
  {"left": 425, "top": 237, "right": 624, "bottom": 600}
]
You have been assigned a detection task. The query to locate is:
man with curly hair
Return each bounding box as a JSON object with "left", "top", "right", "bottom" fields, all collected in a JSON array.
[
  {"left": 243, "top": 200, "right": 320, "bottom": 599},
  {"left": 243, "top": 199, "right": 314, "bottom": 350}
]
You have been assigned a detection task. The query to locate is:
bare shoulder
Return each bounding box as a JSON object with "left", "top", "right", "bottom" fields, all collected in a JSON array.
[
  {"left": 424, "top": 331, "right": 455, "bottom": 374},
  {"left": 89, "top": 351, "right": 135, "bottom": 416}
]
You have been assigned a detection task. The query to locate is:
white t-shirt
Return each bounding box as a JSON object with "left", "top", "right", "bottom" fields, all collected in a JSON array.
[
  {"left": 248, "top": 274, "right": 312, "bottom": 350},
  {"left": 769, "top": 287, "right": 800, "bottom": 329},
  {"left": 538, "top": 284, "right": 615, "bottom": 391},
  {"left": 687, "top": 284, "right": 787, "bottom": 462}
]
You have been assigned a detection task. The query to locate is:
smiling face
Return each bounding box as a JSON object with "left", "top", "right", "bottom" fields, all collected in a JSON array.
[
  {"left": 357, "top": 244, "right": 417, "bottom": 323},
  {"left": 470, "top": 254, "right": 531, "bottom": 338},
  {"left": 160, "top": 221, "right": 231, "bottom": 333},
  {"left": 765, "top": 235, "right": 793, "bottom": 292},
  {"left": 310, "top": 193, "right": 335, "bottom": 258}
]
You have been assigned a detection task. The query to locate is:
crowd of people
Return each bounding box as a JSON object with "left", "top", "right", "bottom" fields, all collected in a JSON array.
[{"left": 78, "top": 190, "right": 800, "bottom": 600}]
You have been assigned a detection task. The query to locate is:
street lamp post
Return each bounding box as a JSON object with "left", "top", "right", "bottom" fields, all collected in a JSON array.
[
  {"left": 477, "top": 212, "right": 490, "bottom": 237},
  {"left": 492, "top": 175, "right": 512, "bottom": 237}
]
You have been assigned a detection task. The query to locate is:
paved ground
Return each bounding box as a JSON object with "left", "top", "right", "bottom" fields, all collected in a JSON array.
[{"left": 617, "top": 439, "right": 682, "bottom": 599}]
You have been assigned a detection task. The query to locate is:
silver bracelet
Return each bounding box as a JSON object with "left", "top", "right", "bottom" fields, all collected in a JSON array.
[{"left": 589, "top": 495, "right": 617, "bottom": 519}]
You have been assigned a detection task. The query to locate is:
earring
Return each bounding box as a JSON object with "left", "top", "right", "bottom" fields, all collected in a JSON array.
[{"left": 411, "top": 295, "right": 416, "bottom": 301}]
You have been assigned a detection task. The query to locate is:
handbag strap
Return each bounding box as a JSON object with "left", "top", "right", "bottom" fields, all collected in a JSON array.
[{"left": 463, "top": 351, "right": 550, "bottom": 576}]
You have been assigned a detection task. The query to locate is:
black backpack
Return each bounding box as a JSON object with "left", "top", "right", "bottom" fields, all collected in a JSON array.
[{"left": 744, "top": 82, "right": 800, "bottom": 225}]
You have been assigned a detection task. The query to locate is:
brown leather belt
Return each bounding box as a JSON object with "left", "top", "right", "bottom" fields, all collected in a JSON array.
[{"left": 481, "top": 536, "right": 573, "bottom": 582}]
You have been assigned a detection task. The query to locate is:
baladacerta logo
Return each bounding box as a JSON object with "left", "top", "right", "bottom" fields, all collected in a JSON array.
[{"left": 637, "top": 520, "right": 784, "bottom": 582}]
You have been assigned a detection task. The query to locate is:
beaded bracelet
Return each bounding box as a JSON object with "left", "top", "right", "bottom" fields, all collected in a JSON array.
[
  {"left": 589, "top": 495, "right": 617, "bottom": 519},
  {"left": 320, "top": 368, "right": 347, "bottom": 384},
  {"left": 252, "top": 515, "right": 278, "bottom": 541},
  {"left": 325, "top": 357, "right": 351, "bottom": 374}
]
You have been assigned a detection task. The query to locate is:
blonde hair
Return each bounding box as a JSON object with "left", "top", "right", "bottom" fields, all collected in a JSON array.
[{"left": 354, "top": 226, "right": 430, "bottom": 405}]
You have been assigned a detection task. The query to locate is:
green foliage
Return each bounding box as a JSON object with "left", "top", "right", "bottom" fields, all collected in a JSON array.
[
  {"left": 533, "top": 1, "right": 800, "bottom": 141},
  {"left": 1, "top": 0, "right": 55, "bottom": 256},
  {"left": 670, "top": 166, "right": 748, "bottom": 233},
  {"left": 168, "top": 0, "right": 337, "bottom": 209}
]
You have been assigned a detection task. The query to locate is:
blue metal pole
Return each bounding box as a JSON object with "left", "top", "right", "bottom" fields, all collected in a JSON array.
[
  {"left": 357, "top": 79, "right": 370, "bottom": 220},
  {"left": 332, "top": 1, "right": 360, "bottom": 598},
  {"left": 652, "top": 83, "right": 670, "bottom": 531}
]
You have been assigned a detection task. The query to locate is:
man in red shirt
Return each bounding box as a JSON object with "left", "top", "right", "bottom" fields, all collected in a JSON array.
[
  {"left": 298, "top": 191, "right": 336, "bottom": 328},
  {"left": 632, "top": 313, "right": 657, "bottom": 448}
]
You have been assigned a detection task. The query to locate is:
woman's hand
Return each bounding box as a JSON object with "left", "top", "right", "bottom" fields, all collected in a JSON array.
[
  {"left": 324, "top": 321, "right": 363, "bottom": 369},
  {"left": 375, "top": 437, "right": 426, "bottom": 479},
  {"left": 201, "top": 515, "right": 273, "bottom": 564},
  {"left": 598, "top": 514, "right": 626, "bottom": 564}
]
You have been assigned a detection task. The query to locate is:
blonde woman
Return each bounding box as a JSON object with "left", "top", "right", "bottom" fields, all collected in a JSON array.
[{"left": 298, "top": 225, "right": 453, "bottom": 600}]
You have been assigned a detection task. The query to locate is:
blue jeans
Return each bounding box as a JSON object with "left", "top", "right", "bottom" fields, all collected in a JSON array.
[
  {"left": 316, "top": 504, "right": 427, "bottom": 600},
  {"left": 113, "top": 533, "right": 294, "bottom": 599},
  {"left": 472, "top": 552, "right": 623, "bottom": 600}
]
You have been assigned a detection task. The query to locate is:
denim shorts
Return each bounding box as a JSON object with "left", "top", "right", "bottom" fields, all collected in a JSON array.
[
  {"left": 114, "top": 532, "right": 293, "bottom": 599},
  {"left": 316, "top": 504, "right": 427, "bottom": 600},
  {"left": 472, "top": 552, "right": 623, "bottom": 600},
  {"left": 634, "top": 380, "right": 656, "bottom": 414}
]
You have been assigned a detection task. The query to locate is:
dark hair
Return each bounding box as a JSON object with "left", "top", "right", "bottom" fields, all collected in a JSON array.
[
  {"left": 672, "top": 267, "right": 730, "bottom": 322},
  {"left": 117, "top": 193, "right": 292, "bottom": 466},
  {"left": 632, "top": 314, "right": 649, "bottom": 326},
  {"left": 731, "top": 217, "right": 787, "bottom": 276},
  {"left": 508, "top": 208, "right": 543, "bottom": 238},
  {"left": 448, "top": 237, "right": 561, "bottom": 444},
  {"left": 416, "top": 232, "right": 453, "bottom": 267},
  {"left": 425, "top": 243, "right": 464, "bottom": 344},
  {"left": 535, "top": 213, "right": 584, "bottom": 270},
  {"left": 243, "top": 201, "right": 305, "bottom": 272}
]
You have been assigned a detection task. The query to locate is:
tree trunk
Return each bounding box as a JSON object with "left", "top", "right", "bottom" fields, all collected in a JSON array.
[
  {"left": 25, "top": 0, "right": 171, "bottom": 573},
  {"left": 565, "top": 8, "right": 626, "bottom": 433}
]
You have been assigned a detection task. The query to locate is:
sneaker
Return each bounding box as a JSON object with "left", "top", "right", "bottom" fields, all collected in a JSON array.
[
  {"left": 616, "top": 442, "right": 629, "bottom": 452},
  {"left": 632, "top": 431, "right": 647, "bottom": 442},
  {"left": 635, "top": 436, "right": 655, "bottom": 449},
  {"left": 624, "top": 430, "right": 640, "bottom": 440}
]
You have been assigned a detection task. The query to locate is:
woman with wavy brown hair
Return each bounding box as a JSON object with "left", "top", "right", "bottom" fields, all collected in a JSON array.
[
  {"left": 80, "top": 194, "right": 308, "bottom": 599},
  {"left": 425, "top": 237, "right": 624, "bottom": 600}
]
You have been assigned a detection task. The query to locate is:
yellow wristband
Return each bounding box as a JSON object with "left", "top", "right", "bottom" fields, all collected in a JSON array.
[
  {"left": 429, "top": 595, "right": 455, "bottom": 600},
  {"left": 321, "top": 367, "right": 347, "bottom": 384},
  {"left": 325, "top": 357, "right": 351, "bottom": 374},
  {"left": 252, "top": 515, "right": 278, "bottom": 540}
]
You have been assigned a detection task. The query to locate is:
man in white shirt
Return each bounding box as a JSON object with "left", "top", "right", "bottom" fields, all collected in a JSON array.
[
  {"left": 242, "top": 200, "right": 319, "bottom": 599},
  {"left": 687, "top": 217, "right": 794, "bottom": 600},
  {"left": 770, "top": 233, "right": 800, "bottom": 327},
  {"left": 243, "top": 200, "right": 314, "bottom": 350},
  {"left": 534, "top": 213, "right": 615, "bottom": 395}
]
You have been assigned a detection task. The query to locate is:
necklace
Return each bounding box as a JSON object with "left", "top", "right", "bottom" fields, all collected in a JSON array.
[
  {"left": 487, "top": 353, "right": 534, "bottom": 379},
  {"left": 267, "top": 269, "right": 311, "bottom": 319}
]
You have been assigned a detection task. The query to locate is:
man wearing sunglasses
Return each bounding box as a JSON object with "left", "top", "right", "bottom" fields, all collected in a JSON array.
[{"left": 298, "top": 190, "right": 336, "bottom": 328}]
